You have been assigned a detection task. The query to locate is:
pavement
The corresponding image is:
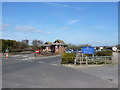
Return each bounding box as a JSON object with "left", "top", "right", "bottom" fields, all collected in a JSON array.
[
  {"left": 2, "top": 54, "right": 118, "bottom": 88},
  {"left": 64, "top": 64, "right": 118, "bottom": 84}
]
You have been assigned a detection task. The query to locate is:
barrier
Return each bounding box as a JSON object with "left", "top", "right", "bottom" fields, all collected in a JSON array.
[
  {"left": 5, "top": 53, "right": 8, "bottom": 58},
  {"left": 74, "top": 56, "right": 112, "bottom": 65}
]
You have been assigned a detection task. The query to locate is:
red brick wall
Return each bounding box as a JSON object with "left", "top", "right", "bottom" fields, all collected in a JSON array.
[{"left": 58, "top": 46, "right": 66, "bottom": 54}]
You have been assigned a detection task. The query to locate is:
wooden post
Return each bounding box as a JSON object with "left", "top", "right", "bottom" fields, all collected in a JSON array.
[
  {"left": 80, "top": 58, "right": 81, "bottom": 65},
  {"left": 96, "top": 62, "right": 97, "bottom": 65},
  {"left": 105, "top": 60, "right": 106, "bottom": 65},
  {"left": 82, "top": 54, "right": 83, "bottom": 62},
  {"left": 92, "top": 54, "right": 94, "bottom": 61},
  {"left": 86, "top": 56, "right": 88, "bottom": 65},
  {"left": 35, "top": 53, "right": 36, "bottom": 57},
  {"left": 74, "top": 58, "right": 76, "bottom": 65}
]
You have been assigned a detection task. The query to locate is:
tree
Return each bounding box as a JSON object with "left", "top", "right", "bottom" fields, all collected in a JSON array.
[
  {"left": 21, "top": 39, "right": 29, "bottom": 49},
  {"left": 68, "top": 44, "right": 79, "bottom": 49},
  {"left": 116, "top": 44, "right": 120, "bottom": 49},
  {"left": 68, "top": 43, "right": 92, "bottom": 50},
  {"left": 21, "top": 39, "right": 29, "bottom": 45},
  {"left": 32, "top": 40, "right": 43, "bottom": 50},
  {"left": 78, "top": 44, "right": 92, "bottom": 48}
]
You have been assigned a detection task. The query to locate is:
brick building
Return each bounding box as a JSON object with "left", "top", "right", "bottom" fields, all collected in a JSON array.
[{"left": 41, "top": 40, "right": 68, "bottom": 54}]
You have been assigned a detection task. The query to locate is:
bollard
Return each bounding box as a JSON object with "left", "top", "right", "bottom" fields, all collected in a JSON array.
[
  {"left": 86, "top": 56, "right": 88, "bottom": 65},
  {"left": 5, "top": 52, "right": 8, "bottom": 58}
]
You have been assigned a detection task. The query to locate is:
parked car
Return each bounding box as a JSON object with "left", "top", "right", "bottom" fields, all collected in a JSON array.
[
  {"left": 65, "top": 49, "right": 73, "bottom": 53},
  {"left": 77, "top": 49, "right": 81, "bottom": 52}
]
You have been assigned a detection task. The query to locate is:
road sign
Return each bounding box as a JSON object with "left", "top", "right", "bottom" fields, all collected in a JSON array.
[
  {"left": 35, "top": 49, "right": 39, "bottom": 53},
  {"left": 112, "top": 47, "right": 117, "bottom": 51},
  {"left": 81, "top": 47, "right": 94, "bottom": 54},
  {"left": 5, "top": 49, "right": 9, "bottom": 52}
]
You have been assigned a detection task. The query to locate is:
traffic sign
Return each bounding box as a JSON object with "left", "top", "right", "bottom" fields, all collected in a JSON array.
[
  {"left": 35, "top": 49, "right": 39, "bottom": 53},
  {"left": 112, "top": 47, "right": 117, "bottom": 51},
  {"left": 5, "top": 49, "right": 9, "bottom": 52},
  {"left": 81, "top": 47, "right": 94, "bottom": 54}
]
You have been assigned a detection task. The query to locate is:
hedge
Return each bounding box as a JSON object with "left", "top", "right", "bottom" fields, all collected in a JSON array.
[
  {"left": 94, "top": 50, "right": 112, "bottom": 56},
  {"left": 61, "top": 53, "right": 75, "bottom": 64}
]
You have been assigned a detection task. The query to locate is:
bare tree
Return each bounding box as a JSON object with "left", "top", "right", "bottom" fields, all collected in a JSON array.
[
  {"left": 21, "top": 39, "right": 29, "bottom": 49},
  {"left": 68, "top": 43, "right": 92, "bottom": 49},
  {"left": 21, "top": 39, "right": 29, "bottom": 45},
  {"left": 32, "top": 40, "right": 43, "bottom": 50}
]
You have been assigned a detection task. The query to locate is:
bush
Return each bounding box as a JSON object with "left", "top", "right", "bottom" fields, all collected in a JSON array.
[
  {"left": 88, "top": 60, "right": 94, "bottom": 64},
  {"left": 95, "top": 50, "right": 112, "bottom": 56},
  {"left": 61, "top": 53, "right": 76, "bottom": 64}
]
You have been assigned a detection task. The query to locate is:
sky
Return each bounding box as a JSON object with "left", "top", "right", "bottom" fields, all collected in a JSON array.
[{"left": 2, "top": 2, "right": 118, "bottom": 46}]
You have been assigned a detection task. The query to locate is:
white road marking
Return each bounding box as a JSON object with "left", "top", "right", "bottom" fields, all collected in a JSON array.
[
  {"left": 12, "top": 55, "right": 20, "bottom": 57},
  {"left": 22, "top": 55, "right": 28, "bottom": 57},
  {"left": 22, "top": 58, "right": 28, "bottom": 60},
  {"left": 38, "top": 61, "right": 44, "bottom": 64},
  {"left": 15, "top": 85, "right": 20, "bottom": 87},
  {"left": 50, "top": 64, "right": 58, "bottom": 66}
]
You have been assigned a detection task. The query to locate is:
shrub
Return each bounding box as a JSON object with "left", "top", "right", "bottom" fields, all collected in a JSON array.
[
  {"left": 61, "top": 53, "right": 76, "bottom": 64},
  {"left": 95, "top": 50, "right": 112, "bottom": 56},
  {"left": 88, "top": 60, "right": 94, "bottom": 64}
]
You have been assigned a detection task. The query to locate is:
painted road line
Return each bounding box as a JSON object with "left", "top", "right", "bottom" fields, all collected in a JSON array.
[
  {"left": 20, "top": 55, "right": 60, "bottom": 61},
  {"left": 36, "top": 55, "right": 61, "bottom": 59},
  {"left": 38, "top": 61, "right": 44, "bottom": 64},
  {"left": 12, "top": 55, "right": 21, "bottom": 57},
  {"left": 50, "top": 64, "right": 58, "bottom": 66},
  {"left": 22, "top": 58, "right": 28, "bottom": 60},
  {"left": 22, "top": 55, "right": 28, "bottom": 57}
]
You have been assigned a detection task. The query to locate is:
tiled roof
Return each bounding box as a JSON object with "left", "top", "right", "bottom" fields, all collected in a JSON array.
[
  {"left": 54, "top": 39, "right": 65, "bottom": 44},
  {"left": 41, "top": 40, "right": 67, "bottom": 46},
  {"left": 44, "top": 42, "right": 53, "bottom": 44}
]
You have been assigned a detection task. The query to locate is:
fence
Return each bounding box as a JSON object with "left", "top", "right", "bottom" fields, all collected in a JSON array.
[{"left": 74, "top": 56, "right": 112, "bottom": 65}]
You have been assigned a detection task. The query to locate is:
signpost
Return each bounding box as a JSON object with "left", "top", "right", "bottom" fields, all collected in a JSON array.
[
  {"left": 35, "top": 49, "right": 39, "bottom": 57},
  {"left": 35, "top": 49, "right": 39, "bottom": 54},
  {"left": 5, "top": 49, "right": 9, "bottom": 53},
  {"left": 81, "top": 47, "right": 94, "bottom": 65},
  {"left": 112, "top": 47, "right": 117, "bottom": 52}
]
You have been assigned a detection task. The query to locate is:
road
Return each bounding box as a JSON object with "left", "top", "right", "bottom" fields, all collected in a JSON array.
[{"left": 2, "top": 54, "right": 118, "bottom": 88}]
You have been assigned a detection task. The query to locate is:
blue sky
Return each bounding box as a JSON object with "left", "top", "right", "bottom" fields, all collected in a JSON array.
[{"left": 2, "top": 2, "right": 118, "bottom": 46}]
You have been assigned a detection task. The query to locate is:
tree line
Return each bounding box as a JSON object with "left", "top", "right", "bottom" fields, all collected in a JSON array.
[
  {"left": 1, "top": 39, "right": 119, "bottom": 53},
  {"left": 0, "top": 39, "right": 43, "bottom": 52},
  {"left": 68, "top": 44, "right": 92, "bottom": 50},
  {"left": 68, "top": 43, "right": 120, "bottom": 50}
]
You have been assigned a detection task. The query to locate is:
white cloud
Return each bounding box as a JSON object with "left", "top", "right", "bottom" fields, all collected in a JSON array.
[
  {"left": 43, "top": 3, "right": 82, "bottom": 10},
  {"left": 2, "top": 24, "right": 10, "bottom": 30},
  {"left": 44, "top": 2, "right": 68, "bottom": 8},
  {"left": 47, "top": 32, "right": 51, "bottom": 34},
  {"left": 68, "top": 19, "right": 79, "bottom": 24},
  {"left": 15, "top": 26, "right": 42, "bottom": 33},
  {"left": 61, "top": 27, "right": 69, "bottom": 30}
]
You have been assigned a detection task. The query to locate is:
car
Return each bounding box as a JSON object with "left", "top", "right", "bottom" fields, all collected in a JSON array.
[
  {"left": 73, "top": 49, "right": 77, "bottom": 53},
  {"left": 77, "top": 49, "right": 81, "bottom": 52},
  {"left": 65, "top": 49, "right": 73, "bottom": 53}
]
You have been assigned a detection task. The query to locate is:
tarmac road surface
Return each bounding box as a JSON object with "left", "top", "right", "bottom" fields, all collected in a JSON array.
[{"left": 2, "top": 54, "right": 118, "bottom": 88}]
